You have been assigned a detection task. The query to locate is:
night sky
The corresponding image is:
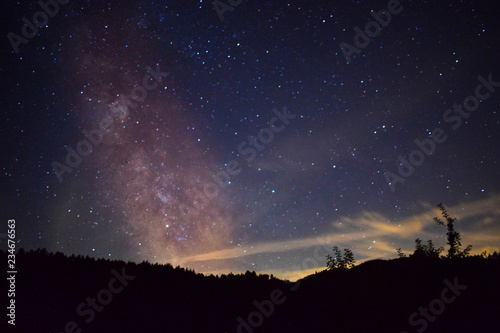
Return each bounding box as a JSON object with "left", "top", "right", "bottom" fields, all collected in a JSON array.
[{"left": 2, "top": 0, "right": 500, "bottom": 280}]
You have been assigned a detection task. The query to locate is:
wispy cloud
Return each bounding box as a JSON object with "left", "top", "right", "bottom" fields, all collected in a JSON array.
[{"left": 180, "top": 194, "right": 500, "bottom": 280}]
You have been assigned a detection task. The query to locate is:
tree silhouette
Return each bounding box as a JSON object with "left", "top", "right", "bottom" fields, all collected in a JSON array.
[
  {"left": 410, "top": 238, "right": 443, "bottom": 259},
  {"left": 396, "top": 248, "right": 407, "bottom": 258},
  {"left": 326, "top": 246, "right": 356, "bottom": 269},
  {"left": 433, "top": 203, "right": 472, "bottom": 258}
]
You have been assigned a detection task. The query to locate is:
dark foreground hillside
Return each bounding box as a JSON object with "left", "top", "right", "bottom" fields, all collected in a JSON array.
[{"left": 2, "top": 249, "right": 499, "bottom": 332}]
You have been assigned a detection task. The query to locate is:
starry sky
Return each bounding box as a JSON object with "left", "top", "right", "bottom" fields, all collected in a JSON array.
[{"left": 2, "top": 0, "right": 500, "bottom": 280}]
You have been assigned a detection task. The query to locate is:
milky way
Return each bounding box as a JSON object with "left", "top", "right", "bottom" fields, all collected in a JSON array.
[{"left": 62, "top": 37, "right": 237, "bottom": 267}]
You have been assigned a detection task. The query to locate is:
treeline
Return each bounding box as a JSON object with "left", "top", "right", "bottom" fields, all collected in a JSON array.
[
  {"left": 2, "top": 202, "right": 499, "bottom": 333},
  {"left": 0, "top": 247, "right": 289, "bottom": 333},
  {"left": 2, "top": 245, "right": 500, "bottom": 332}
]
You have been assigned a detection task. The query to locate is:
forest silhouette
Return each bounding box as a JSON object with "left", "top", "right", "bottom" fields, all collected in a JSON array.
[
  {"left": 3, "top": 204, "right": 500, "bottom": 332},
  {"left": 2, "top": 247, "right": 499, "bottom": 332}
]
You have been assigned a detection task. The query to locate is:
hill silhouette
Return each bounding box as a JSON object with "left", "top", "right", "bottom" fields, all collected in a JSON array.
[{"left": 2, "top": 248, "right": 499, "bottom": 332}]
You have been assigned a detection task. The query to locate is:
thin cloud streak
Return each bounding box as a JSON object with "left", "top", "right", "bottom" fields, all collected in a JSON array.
[{"left": 180, "top": 195, "right": 500, "bottom": 279}]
